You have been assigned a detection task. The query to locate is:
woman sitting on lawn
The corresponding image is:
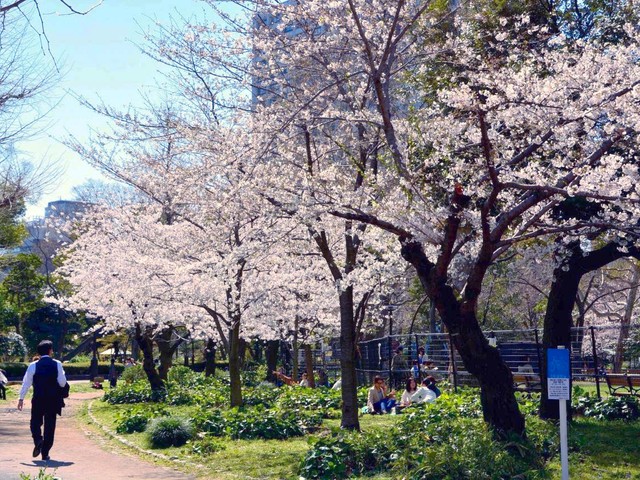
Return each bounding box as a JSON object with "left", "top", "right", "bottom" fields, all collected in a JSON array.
[
  {"left": 423, "top": 376, "right": 441, "bottom": 398},
  {"left": 400, "top": 377, "right": 418, "bottom": 408},
  {"left": 300, "top": 372, "right": 309, "bottom": 387},
  {"left": 367, "top": 375, "right": 396, "bottom": 414}
]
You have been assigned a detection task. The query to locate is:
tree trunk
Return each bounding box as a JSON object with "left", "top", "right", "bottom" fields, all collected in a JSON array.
[
  {"left": 57, "top": 309, "right": 67, "bottom": 357},
  {"left": 305, "top": 343, "right": 315, "bottom": 388},
  {"left": 614, "top": 262, "right": 639, "bottom": 373},
  {"left": 292, "top": 316, "right": 299, "bottom": 381},
  {"left": 540, "top": 262, "right": 579, "bottom": 419},
  {"left": 238, "top": 337, "right": 247, "bottom": 370},
  {"left": 205, "top": 338, "right": 216, "bottom": 377},
  {"left": 157, "top": 328, "right": 176, "bottom": 381},
  {"left": 135, "top": 326, "right": 164, "bottom": 391},
  {"left": 339, "top": 287, "right": 360, "bottom": 430},
  {"left": 229, "top": 322, "right": 243, "bottom": 407},
  {"left": 131, "top": 334, "right": 140, "bottom": 362},
  {"left": 541, "top": 243, "right": 640, "bottom": 418},
  {"left": 401, "top": 240, "right": 525, "bottom": 436},
  {"left": 266, "top": 340, "right": 279, "bottom": 382}
]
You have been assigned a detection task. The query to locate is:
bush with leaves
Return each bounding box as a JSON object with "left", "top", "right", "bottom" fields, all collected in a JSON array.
[
  {"left": 104, "top": 381, "right": 165, "bottom": 404},
  {"left": 147, "top": 416, "right": 193, "bottom": 448},
  {"left": 243, "top": 385, "right": 278, "bottom": 407},
  {"left": 18, "top": 468, "right": 58, "bottom": 480},
  {"left": 277, "top": 386, "right": 341, "bottom": 413},
  {"left": 119, "top": 365, "right": 146, "bottom": 384},
  {"left": 192, "top": 405, "right": 322, "bottom": 440},
  {"left": 114, "top": 404, "right": 170, "bottom": 434},
  {"left": 300, "top": 387, "right": 555, "bottom": 479},
  {"left": 574, "top": 394, "right": 640, "bottom": 422},
  {"left": 184, "top": 435, "right": 226, "bottom": 456}
]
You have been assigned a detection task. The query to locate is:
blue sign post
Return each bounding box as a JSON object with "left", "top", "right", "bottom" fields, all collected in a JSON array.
[{"left": 547, "top": 346, "right": 571, "bottom": 479}]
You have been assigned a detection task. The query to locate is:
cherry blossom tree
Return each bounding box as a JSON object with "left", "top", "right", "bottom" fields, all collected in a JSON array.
[{"left": 156, "top": 0, "right": 640, "bottom": 435}]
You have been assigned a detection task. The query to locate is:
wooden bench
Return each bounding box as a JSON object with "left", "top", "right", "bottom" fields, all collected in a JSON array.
[
  {"left": 513, "top": 373, "right": 541, "bottom": 393},
  {"left": 604, "top": 374, "right": 640, "bottom": 397}
]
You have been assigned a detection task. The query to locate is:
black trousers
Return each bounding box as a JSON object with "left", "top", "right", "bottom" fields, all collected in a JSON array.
[
  {"left": 0, "top": 384, "right": 6, "bottom": 400},
  {"left": 30, "top": 401, "right": 57, "bottom": 456}
]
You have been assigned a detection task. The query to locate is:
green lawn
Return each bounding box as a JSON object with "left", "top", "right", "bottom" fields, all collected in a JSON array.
[
  {"left": 86, "top": 399, "right": 640, "bottom": 480},
  {"left": 547, "top": 418, "right": 640, "bottom": 480}
]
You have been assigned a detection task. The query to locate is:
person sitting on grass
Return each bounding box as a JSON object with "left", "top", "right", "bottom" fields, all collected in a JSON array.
[
  {"left": 423, "top": 375, "right": 441, "bottom": 398},
  {"left": 408, "top": 379, "right": 437, "bottom": 404},
  {"left": 399, "top": 377, "right": 418, "bottom": 410},
  {"left": 367, "top": 375, "right": 396, "bottom": 414},
  {"left": 272, "top": 370, "right": 297, "bottom": 386},
  {"left": 300, "top": 372, "right": 309, "bottom": 387}
]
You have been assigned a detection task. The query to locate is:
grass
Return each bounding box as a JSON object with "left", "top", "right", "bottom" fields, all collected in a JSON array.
[
  {"left": 85, "top": 395, "right": 640, "bottom": 480},
  {"left": 546, "top": 417, "right": 640, "bottom": 479},
  {"left": 2, "top": 383, "right": 19, "bottom": 402}
]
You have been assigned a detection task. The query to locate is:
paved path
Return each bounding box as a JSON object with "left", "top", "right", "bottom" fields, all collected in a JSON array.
[{"left": 0, "top": 383, "right": 195, "bottom": 480}]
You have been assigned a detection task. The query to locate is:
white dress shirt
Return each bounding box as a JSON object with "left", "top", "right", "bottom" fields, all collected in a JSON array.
[{"left": 19, "top": 355, "right": 67, "bottom": 400}]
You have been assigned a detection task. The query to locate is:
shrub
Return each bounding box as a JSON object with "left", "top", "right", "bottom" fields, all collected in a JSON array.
[
  {"left": 300, "top": 430, "right": 397, "bottom": 479},
  {"left": 243, "top": 386, "right": 278, "bottom": 407},
  {"left": 167, "top": 365, "right": 200, "bottom": 384},
  {"left": 574, "top": 394, "right": 640, "bottom": 421},
  {"left": 147, "top": 416, "right": 193, "bottom": 448},
  {"left": 277, "top": 386, "right": 341, "bottom": 413},
  {"left": 300, "top": 418, "right": 550, "bottom": 480},
  {"left": 113, "top": 404, "right": 171, "bottom": 434},
  {"left": 242, "top": 364, "right": 268, "bottom": 387},
  {"left": 115, "top": 413, "right": 149, "bottom": 434},
  {"left": 184, "top": 435, "right": 226, "bottom": 456},
  {"left": 191, "top": 405, "right": 322, "bottom": 440},
  {"left": 18, "top": 468, "right": 58, "bottom": 480},
  {"left": 120, "top": 365, "right": 146, "bottom": 384},
  {"left": 1, "top": 361, "right": 124, "bottom": 378},
  {"left": 104, "top": 381, "right": 166, "bottom": 404}
]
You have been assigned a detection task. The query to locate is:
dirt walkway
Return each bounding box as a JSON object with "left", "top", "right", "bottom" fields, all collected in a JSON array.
[{"left": 0, "top": 383, "right": 195, "bottom": 480}]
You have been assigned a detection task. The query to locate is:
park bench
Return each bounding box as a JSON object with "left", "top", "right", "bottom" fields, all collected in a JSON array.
[
  {"left": 513, "top": 373, "right": 541, "bottom": 393},
  {"left": 604, "top": 374, "right": 640, "bottom": 397}
]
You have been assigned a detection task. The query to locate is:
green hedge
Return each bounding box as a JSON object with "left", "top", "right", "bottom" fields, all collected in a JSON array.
[{"left": 0, "top": 362, "right": 124, "bottom": 378}]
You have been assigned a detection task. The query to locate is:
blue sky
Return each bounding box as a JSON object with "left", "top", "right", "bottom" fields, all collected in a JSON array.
[{"left": 20, "top": 0, "right": 206, "bottom": 217}]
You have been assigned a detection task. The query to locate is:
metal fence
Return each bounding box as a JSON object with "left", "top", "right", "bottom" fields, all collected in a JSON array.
[{"left": 294, "top": 324, "right": 640, "bottom": 396}]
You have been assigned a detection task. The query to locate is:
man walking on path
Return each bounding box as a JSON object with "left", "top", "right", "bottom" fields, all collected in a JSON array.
[{"left": 17, "top": 339, "right": 68, "bottom": 461}]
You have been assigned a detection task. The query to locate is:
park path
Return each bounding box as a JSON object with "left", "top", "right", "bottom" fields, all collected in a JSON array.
[{"left": 0, "top": 382, "right": 196, "bottom": 480}]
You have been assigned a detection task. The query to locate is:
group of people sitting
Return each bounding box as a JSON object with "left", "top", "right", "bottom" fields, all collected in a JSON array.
[
  {"left": 272, "top": 369, "right": 330, "bottom": 387},
  {"left": 367, "top": 375, "right": 441, "bottom": 414}
]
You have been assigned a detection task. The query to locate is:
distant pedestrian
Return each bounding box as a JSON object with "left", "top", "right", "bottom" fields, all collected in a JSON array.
[
  {"left": 17, "top": 340, "right": 69, "bottom": 461},
  {"left": 0, "top": 368, "right": 7, "bottom": 400}
]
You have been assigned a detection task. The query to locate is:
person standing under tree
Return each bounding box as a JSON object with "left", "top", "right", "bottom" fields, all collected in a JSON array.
[{"left": 17, "top": 340, "right": 68, "bottom": 461}]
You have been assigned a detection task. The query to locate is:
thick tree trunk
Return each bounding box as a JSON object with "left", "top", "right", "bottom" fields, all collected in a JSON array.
[
  {"left": 541, "top": 243, "right": 640, "bottom": 418},
  {"left": 401, "top": 240, "right": 525, "bottom": 436},
  {"left": 614, "top": 263, "right": 639, "bottom": 373},
  {"left": 292, "top": 316, "right": 299, "bottom": 381},
  {"left": 265, "top": 340, "right": 279, "bottom": 382},
  {"left": 57, "top": 309, "right": 67, "bottom": 357},
  {"left": 304, "top": 343, "right": 315, "bottom": 388},
  {"left": 540, "top": 262, "right": 579, "bottom": 419},
  {"left": 135, "top": 326, "right": 164, "bottom": 391},
  {"left": 205, "top": 338, "right": 216, "bottom": 377},
  {"left": 339, "top": 287, "right": 360, "bottom": 430},
  {"left": 131, "top": 335, "right": 140, "bottom": 361},
  {"left": 157, "top": 328, "right": 178, "bottom": 381},
  {"left": 238, "top": 337, "right": 247, "bottom": 370},
  {"left": 229, "top": 322, "right": 243, "bottom": 407}
]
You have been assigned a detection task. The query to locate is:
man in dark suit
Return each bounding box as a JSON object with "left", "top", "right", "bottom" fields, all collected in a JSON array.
[{"left": 17, "top": 340, "right": 68, "bottom": 461}]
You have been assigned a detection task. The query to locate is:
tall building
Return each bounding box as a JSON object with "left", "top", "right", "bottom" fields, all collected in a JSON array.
[{"left": 21, "top": 200, "right": 91, "bottom": 274}]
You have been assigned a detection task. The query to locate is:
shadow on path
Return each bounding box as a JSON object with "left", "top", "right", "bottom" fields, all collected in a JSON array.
[
  {"left": 19, "top": 460, "right": 75, "bottom": 468},
  {"left": 1, "top": 382, "right": 193, "bottom": 479}
]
